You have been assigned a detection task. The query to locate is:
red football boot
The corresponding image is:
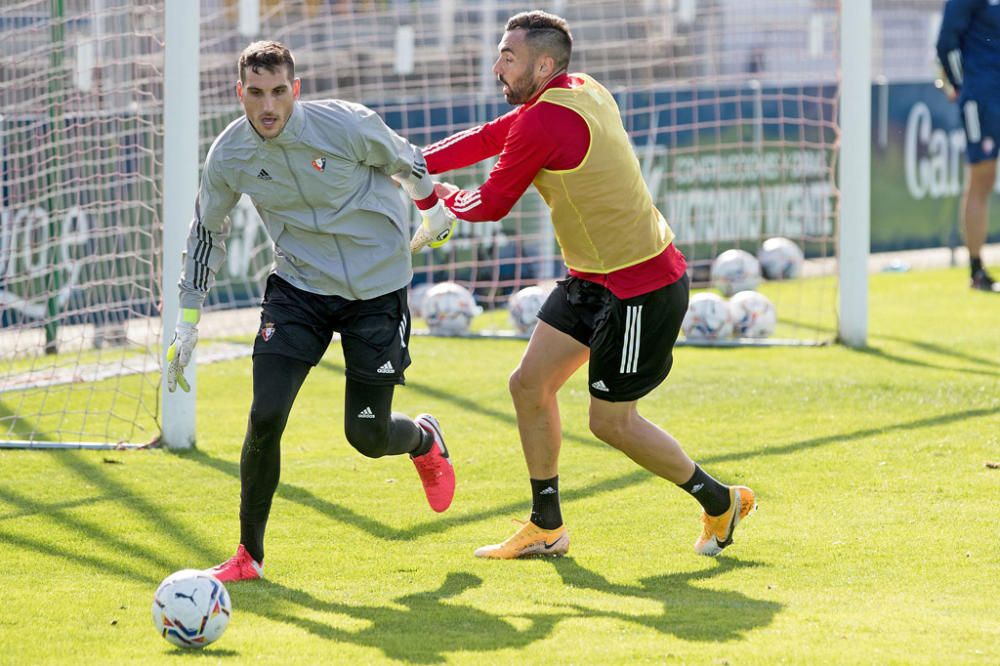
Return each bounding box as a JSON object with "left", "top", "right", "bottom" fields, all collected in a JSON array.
[
  {"left": 206, "top": 544, "right": 263, "bottom": 582},
  {"left": 411, "top": 414, "right": 455, "bottom": 512}
]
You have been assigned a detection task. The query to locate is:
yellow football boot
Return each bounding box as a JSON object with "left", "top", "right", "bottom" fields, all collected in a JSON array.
[
  {"left": 694, "top": 485, "right": 756, "bottom": 556},
  {"left": 474, "top": 520, "right": 569, "bottom": 559}
]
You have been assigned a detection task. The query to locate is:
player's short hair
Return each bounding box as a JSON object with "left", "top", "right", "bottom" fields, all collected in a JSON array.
[
  {"left": 239, "top": 40, "right": 295, "bottom": 82},
  {"left": 506, "top": 11, "right": 573, "bottom": 70}
]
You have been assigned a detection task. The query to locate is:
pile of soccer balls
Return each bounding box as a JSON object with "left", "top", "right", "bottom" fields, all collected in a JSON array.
[
  {"left": 683, "top": 237, "right": 803, "bottom": 341},
  {"left": 412, "top": 281, "right": 554, "bottom": 337}
]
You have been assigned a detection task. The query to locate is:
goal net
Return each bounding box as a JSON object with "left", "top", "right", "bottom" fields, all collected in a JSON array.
[
  {"left": 199, "top": 0, "right": 846, "bottom": 343},
  {"left": 0, "top": 0, "right": 943, "bottom": 447},
  {"left": 0, "top": 1, "right": 164, "bottom": 447}
]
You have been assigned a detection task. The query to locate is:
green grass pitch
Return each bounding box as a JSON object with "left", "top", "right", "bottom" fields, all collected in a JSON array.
[{"left": 1, "top": 266, "right": 998, "bottom": 664}]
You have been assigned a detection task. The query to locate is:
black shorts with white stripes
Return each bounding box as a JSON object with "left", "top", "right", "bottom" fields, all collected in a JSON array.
[
  {"left": 537, "top": 273, "right": 689, "bottom": 402},
  {"left": 253, "top": 274, "right": 411, "bottom": 385}
]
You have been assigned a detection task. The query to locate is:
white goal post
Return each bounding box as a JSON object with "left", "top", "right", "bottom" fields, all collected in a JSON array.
[
  {"left": 0, "top": 0, "right": 911, "bottom": 449},
  {"left": 838, "top": 0, "right": 872, "bottom": 349},
  {"left": 159, "top": 0, "right": 200, "bottom": 449}
]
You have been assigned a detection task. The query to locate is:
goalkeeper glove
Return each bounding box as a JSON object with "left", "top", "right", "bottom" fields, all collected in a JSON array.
[
  {"left": 166, "top": 308, "right": 200, "bottom": 393},
  {"left": 410, "top": 200, "right": 457, "bottom": 253}
]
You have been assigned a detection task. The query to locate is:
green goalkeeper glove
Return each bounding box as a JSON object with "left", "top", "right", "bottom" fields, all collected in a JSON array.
[{"left": 166, "top": 308, "right": 200, "bottom": 393}]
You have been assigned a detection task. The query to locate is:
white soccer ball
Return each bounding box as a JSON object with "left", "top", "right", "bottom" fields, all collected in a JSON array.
[
  {"left": 152, "top": 569, "right": 231, "bottom": 649},
  {"left": 422, "top": 282, "right": 480, "bottom": 336},
  {"left": 408, "top": 282, "right": 432, "bottom": 319},
  {"left": 728, "top": 290, "right": 777, "bottom": 338},
  {"left": 710, "top": 249, "right": 761, "bottom": 296},
  {"left": 507, "top": 285, "right": 550, "bottom": 335},
  {"left": 757, "top": 236, "right": 804, "bottom": 280},
  {"left": 682, "top": 292, "right": 733, "bottom": 340}
]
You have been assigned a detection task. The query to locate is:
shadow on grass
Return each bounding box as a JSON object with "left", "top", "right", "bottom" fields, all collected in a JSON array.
[
  {"left": 0, "top": 402, "right": 221, "bottom": 577},
  {"left": 0, "top": 401, "right": 771, "bottom": 658},
  {"left": 700, "top": 405, "right": 999, "bottom": 467},
  {"left": 781, "top": 315, "right": 998, "bottom": 374},
  {"left": 182, "top": 379, "right": 997, "bottom": 544},
  {"left": 854, "top": 344, "right": 999, "bottom": 378},
  {"left": 872, "top": 332, "right": 1000, "bottom": 370},
  {"left": 549, "top": 557, "right": 780, "bottom": 642},
  {"left": 221, "top": 559, "right": 778, "bottom": 659},
  {"left": 0, "top": 493, "right": 108, "bottom": 522},
  {"left": 165, "top": 649, "right": 241, "bottom": 658},
  {"left": 0, "top": 529, "right": 157, "bottom": 584},
  {"left": 0, "top": 398, "right": 45, "bottom": 441},
  {"left": 182, "top": 446, "right": 649, "bottom": 541},
  {"left": 0, "top": 485, "right": 181, "bottom": 574},
  {"left": 1, "top": 513, "right": 776, "bottom": 658},
  {"left": 232, "top": 573, "right": 565, "bottom": 663}
]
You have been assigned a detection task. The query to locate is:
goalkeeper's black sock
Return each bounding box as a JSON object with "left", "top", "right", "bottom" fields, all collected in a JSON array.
[
  {"left": 240, "top": 521, "right": 267, "bottom": 564},
  {"left": 529, "top": 476, "right": 562, "bottom": 529},
  {"left": 410, "top": 425, "right": 433, "bottom": 457},
  {"left": 678, "top": 465, "right": 731, "bottom": 516},
  {"left": 971, "top": 256, "right": 983, "bottom": 278}
]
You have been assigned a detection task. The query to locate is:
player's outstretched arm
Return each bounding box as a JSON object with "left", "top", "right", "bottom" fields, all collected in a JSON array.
[
  {"left": 168, "top": 147, "right": 238, "bottom": 392},
  {"left": 392, "top": 156, "right": 458, "bottom": 253}
]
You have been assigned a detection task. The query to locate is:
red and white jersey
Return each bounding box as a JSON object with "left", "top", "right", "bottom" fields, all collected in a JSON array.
[{"left": 423, "top": 73, "right": 686, "bottom": 299}]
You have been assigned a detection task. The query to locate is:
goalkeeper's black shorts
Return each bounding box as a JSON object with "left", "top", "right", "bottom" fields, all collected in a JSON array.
[
  {"left": 252, "top": 274, "right": 411, "bottom": 386},
  {"left": 537, "top": 273, "right": 689, "bottom": 402}
]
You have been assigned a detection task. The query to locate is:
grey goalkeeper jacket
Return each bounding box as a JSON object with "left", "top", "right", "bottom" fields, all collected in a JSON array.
[{"left": 179, "top": 99, "right": 424, "bottom": 310}]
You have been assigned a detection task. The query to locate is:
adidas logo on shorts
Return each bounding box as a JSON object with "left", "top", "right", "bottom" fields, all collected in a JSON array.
[
  {"left": 358, "top": 407, "right": 375, "bottom": 419},
  {"left": 377, "top": 361, "right": 395, "bottom": 374},
  {"left": 591, "top": 380, "right": 610, "bottom": 392}
]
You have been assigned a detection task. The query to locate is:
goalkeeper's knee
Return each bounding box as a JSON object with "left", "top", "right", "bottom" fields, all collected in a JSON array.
[{"left": 344, "top": 417, "right": 391, "bottom": 458}]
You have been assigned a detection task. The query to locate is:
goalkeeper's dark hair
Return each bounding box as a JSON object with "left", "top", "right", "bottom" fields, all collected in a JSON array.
[
  {"left": 239, "top": 40, "right": 295, "bottom": 82},
  {"left": 506, "top": 11, "right": 573, "bottom": 70}
]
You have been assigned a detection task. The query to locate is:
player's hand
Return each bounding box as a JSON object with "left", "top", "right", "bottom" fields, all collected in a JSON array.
[
  {"left": 410, "top": 200, "right": 457, "bottom": 253},
  {"left": 933, "top": 61, "right": 958, "bottom": 102},
  {"left": 434, "top": 181, "right": 460, "bottom": 200},
  {"left": 166, "top": 308, "right": 200, "bottom": 393}
]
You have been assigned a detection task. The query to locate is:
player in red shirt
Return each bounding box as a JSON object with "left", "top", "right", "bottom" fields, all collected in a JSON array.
[{"left": 411, "top": 11, "right": 756, "bottom": 559}]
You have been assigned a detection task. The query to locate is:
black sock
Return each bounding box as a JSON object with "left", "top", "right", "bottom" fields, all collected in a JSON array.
[
  {"left": 971, "top": 256, "right": 983, "bottom": 277},
  {"left": 529, "top": 476, "right": 562, "bottom": 529},
  {"left": 410, "top": 426, "right": 433, "bottom": 457},
  {"left": 678, "top": 465, "right": 731, "bottom": 516},
  {"left": 240, "top": 521, "right": 267, "bottom": 564}
]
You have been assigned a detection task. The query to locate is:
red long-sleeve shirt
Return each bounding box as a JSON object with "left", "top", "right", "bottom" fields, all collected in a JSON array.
[{"left": 423, "top": 73, "right": 686, "bottom": 299}]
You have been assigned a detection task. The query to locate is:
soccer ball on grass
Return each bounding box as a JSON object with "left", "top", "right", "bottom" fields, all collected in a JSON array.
[
  {"left": 507, "top": 285, "right": 550, "bottom": 335},
  {"left": 408, "top": 282, "right": 432, "bottom": 319},
  {"left": 728, "top": 290, "right": 777, "bottom": 338},
  {"left": 152, "top": 569, "right": 231, "bottom": 649},
  {"left": 710, "top": 249, "right": 761, "bottom": 296},
  {"left": 757, "top": 236, "right": 804, "bottom": 280},
  {"left": 682, "top": 292, "right": 733, "bottom": 340},
  {"left": 421, "top": 282, "right": 481, "bottom": 336}
]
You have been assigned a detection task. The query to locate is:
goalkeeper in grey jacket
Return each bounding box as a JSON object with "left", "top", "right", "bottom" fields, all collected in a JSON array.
[{"left": 165, "top": 41, "right": 456, "bottom": 582}]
